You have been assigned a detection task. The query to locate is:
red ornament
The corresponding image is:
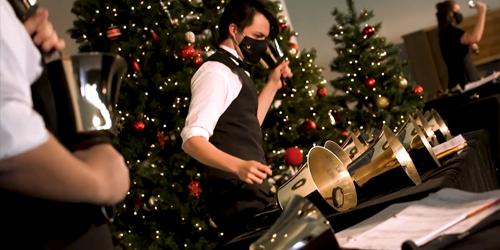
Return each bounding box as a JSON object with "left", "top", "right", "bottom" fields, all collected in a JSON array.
[
  {"left": 132, "top": 121, "right": 145, "bottom": 131},
  {"left": 340, "top": 129, "right": 350, "bottom": 138},
  {"left": 150, "top": 30, "right": 160, "bottom": 42},
  {"left": 180, "top": 45, "right": 196, "bottom": 59},
  {"left": 317, "top": 86, "right": 328, "bottom": 97},
  {"left": 192, "top": 56, "right": 204, "bottom": 67},
  {"left": 134, "top": 195, "right": 143, "bottom": 211},
  {"left": 362, "top": 25, "right": 376, "bottom": 38},
  {"left": 132, "top": 59, "right": 141, "bottom": 72},
  {"left": 300, "top": 119, "right": 317, "bottom": 134},
  {"left": 288, "top": 42, "right": 299, "bottom": 50},
  {"left": 413, "top": 84, "right": 424, "bottom": 94},
  {"left": 194, "top": 49, "right": 203, "bottom": 57},
  {"left": 284, "top": 147, "right": 303, "bottom": 166},
  {"left": 364, "top": 77, "right": 376, "bottom": 89},
  {"left": 157, "top": 130, "right": 167, "bottom": 148},
  {"left": 188, "top": 180, "right": 202, "bottom": 198},
  {"left": 106, "top": 26, "right": 121, "bottom": 40},
  {"left": 279, "top": 21, "right": 288, "bottom": 30}
]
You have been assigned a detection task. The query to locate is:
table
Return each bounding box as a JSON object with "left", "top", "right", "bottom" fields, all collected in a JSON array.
[
  {"left": 424, "top": 83, "right": 500, "bottom": 186},
  {"left": 225, "top": 130, "right": 499, "bottom": 249},
  {"left": 328, "top": 130, "right": 498, "bottom": 232}
]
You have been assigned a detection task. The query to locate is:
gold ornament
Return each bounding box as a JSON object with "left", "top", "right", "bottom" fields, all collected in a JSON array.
[
  {"left": 148, "top": 196, "right": 159, "bottom": 207},
  {"left": 399, "top": 77, "right": 408, "bottom": 88},
  {"left": 185, "top": 31, "right": 196, "bottom": 43},
  {"left": 376, "top": 96, "right": 389, "bottom": 109},
  {"left": 116, "top": 232, "right": 125, "bottom": 239},
  {"left": 289, "top": 48, "right": 297, "bottom": 56},
  {"left": 208, "top": 217, "right": 218, "bottom": 228}
]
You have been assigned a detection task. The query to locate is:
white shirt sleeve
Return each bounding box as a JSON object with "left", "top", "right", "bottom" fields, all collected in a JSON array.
[
  {"left": 0, "top": 0, "right": 47, "bottom": 160},
  {"left": 181, "top": 61, "right": 242, "bottom": 143}
]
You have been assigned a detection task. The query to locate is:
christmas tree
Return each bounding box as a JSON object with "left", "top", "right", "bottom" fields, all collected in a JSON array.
[
  {"left": 70, "top": 0, "right": 223, "bottom": 248},
  {"left": 328, "top": 0, "right": 424, "bottom": 137},
  {"left": 70, "top": 0, "right": 331, "bottom": 248}
]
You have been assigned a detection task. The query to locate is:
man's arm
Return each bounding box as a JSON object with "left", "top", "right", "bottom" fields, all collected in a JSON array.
[
  {"left": 0, "top": 134, "right": 129, "bottom": 205},
  {"left": 182, "top": 136, "right": 272, "bottom": 184}
]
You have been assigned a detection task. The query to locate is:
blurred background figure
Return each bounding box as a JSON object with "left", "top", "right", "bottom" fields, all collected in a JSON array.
[{"left": 436, "top": 0, "right": 487, "bottom": 89}]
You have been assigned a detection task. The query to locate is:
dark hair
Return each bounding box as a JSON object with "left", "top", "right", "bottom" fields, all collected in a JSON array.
[
  {"left": 436, "top": 0, "right": 457, "bottom": 29},
  {"left": 217, "top": 0, "right": 278, "bottom": 44}
]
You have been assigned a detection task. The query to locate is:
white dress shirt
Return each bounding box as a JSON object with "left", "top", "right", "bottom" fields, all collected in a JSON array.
[
  {"left": 181, "top": 45, "right": 250, "bottom": 144},
  {"left": 0, "top": 0, "right": 47, "bottom": 160}
]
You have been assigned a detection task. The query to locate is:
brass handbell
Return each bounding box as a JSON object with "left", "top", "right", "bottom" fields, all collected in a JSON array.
[
  {"left": 424, "top": 109, "right": 453, "bottom": 143},
  {"left": 277, "top": 147, "right": 357, "bottom": 212},
  {"left": 396, "top": 116, "right": 441, "bottom": 170},
  {"left": 341, "top": 131, "right": 369, "bottom": 161},
  {"left": 250, "top": 195, "right": 339, "bottom": 250},
  {"left": 348, "top": 125, "right": 421, "bottom": 187},
  {"left": 324, "top": 140, "right": 352, "bottom": 167},
  {"left": 413, "top": 111, "right": 439, "bottom": 146}
]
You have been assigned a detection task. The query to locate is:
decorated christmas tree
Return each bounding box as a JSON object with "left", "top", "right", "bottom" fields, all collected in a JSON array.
[
  {"left": 70, "top": 1, "right": 224, "bottom": 248},
  {"left": 328, "top": 0, "right": 424, "bottom": 137},
  {"left": 70, "top": 0, "right": 332, "bottom": 248}
]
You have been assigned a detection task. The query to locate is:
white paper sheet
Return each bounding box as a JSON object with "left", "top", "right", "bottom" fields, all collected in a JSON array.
[{"left": 335, "top": 188, "right": 500, "bottom": 250}]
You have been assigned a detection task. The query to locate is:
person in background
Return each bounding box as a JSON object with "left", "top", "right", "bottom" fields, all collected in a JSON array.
[
  {"left": 436, "top": 0, "right": 487, "bottom": 89},
  {"left": 0, "top": 1, "right": 129, "bottom": 248},
  {"left": 181, "top": 0, "right": 292, "bottom": 243}
]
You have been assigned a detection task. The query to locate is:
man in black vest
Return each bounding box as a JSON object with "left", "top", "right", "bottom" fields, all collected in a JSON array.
[
  {"left": 0, "top": 2, "right": 129, "bottom": 248},
  {"left": 181, "top": 0, "right": 292, "bottom": 243}
]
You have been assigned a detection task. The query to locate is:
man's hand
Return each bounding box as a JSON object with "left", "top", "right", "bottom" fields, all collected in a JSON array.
[
  {"left": 267, "top": 60, "right": 293, "bottom": 89},
  {"left": 235, "top": 160, "right": 272, "bottom": 184},
  {"left": 23, "top": 7, "right": 65, "bottom": 53}
]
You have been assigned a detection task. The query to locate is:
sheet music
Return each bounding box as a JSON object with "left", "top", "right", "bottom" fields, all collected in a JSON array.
[
  {"left": 335, "top": 188, "right": 500, "bottom": 250},
  {"left": 432, "top": 134, "right": 466, "bottom": 157},
  {"left": 462, "top": 71, "right": 499, "bottom": 93}
]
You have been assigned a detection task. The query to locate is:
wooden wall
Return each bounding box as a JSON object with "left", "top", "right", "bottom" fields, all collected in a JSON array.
[{"left": 403, "top": 8, "right": 500, "bottom": 99}]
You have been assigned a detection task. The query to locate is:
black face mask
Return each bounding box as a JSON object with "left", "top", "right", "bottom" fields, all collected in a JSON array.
[
  {"left": 238, "top": 36, "right": 268, "bottom": 64},
  {"left": 453, "top": 12, "right": 463, "bottom": 24}
]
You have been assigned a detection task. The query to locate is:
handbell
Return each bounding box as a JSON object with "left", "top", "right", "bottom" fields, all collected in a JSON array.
[
  {"left": 396, "top": 116, "right": 441, "bottom": 171},
  {"left": 424, "top": 109, "right": 453, "bottom": 143},
  {"left": 47, "top": 52, "right": 127, "bottom": 149},
  {"left": 413, "top": 111, "right": 439, "bottom": 146},
  {"left": 260, "top": 39, "right": 292, "bottom": 87},
  {"left": 250, "top": 195, "right": 340, "bottom": 250},
  {"left": 341, "top": 131, "right": 369, "bottom": 161},
  {"left": 348, "top": 125, "right": 421, "bottom": 187},
  {"left": 277, "top": 146, "right": 357, "bottom": 213},
  {"left": 260, "top": 38, "right": 285, "bottom": 70},
  {"left": 324, "top": 140, "right": 352, "bottom": 167}
]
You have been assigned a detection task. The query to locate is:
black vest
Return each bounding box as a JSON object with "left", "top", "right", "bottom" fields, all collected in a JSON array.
[
  {"left": 202, "top": 50, "right": 275, "bottom": 238},
  {"left": 0, "top": 68, "right": 113, "bottom": 249}
]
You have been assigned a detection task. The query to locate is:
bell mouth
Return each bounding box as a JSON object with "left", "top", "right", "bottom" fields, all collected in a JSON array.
[
  {"left": 400, "top": 117, "right": 441, "bottom": 169},
  {"left": 308, "top": 146, "right": 357, "bottom": 212},
  {"left": 427, "top": 109, "right": 453, "bottom": 141},
  {"left": 324, "top": 140, "right": 352, "bottom": 167},
  {"left": 46, "top": 52, "right": 127, "bottom": 148},
  {"left": 384, "top": 126, "right": 422, "bottom": 185},
  {"left": 414, "top": 111, "right": 439, "bottom": 146}
]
